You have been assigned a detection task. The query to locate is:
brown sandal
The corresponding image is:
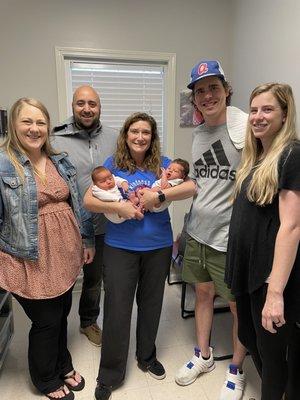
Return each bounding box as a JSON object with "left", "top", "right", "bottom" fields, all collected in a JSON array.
[{"left": 63, "top": 371, "right": 85, "bottom": 392}]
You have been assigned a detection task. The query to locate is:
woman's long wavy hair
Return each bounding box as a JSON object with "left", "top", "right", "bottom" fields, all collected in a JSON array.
[
  {"left": 113, "top": 112, "right": 162, "bottom": 177},
  {"left": 233, "top": 83, "right": 297, "bottom": 205},
  {"left": 1, "top": 98, "right": 57, "bottom": 179}
]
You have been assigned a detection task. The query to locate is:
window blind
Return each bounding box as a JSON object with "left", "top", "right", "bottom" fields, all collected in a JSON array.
[{"left": 70, "top": 61, "right": 165, "bottom": 147}]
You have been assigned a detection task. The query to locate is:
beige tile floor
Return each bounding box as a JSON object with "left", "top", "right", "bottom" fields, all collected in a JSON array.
[{"left": 0, "top": 282, "right": 260, "bottom": 400}]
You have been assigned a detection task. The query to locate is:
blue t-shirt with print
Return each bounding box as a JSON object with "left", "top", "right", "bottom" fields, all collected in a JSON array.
[{"left": 103, "top": 156, "right": 173, "bottom": 251}]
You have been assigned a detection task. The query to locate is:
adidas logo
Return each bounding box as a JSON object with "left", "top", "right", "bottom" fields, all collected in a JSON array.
[{"left": 194, "top": 140, "right": 236, "bottom": 181}]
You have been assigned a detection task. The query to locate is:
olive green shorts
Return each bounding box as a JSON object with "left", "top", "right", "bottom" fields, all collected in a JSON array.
[{"left": 182, "top": 235, "right": 235, "bottom": 302}]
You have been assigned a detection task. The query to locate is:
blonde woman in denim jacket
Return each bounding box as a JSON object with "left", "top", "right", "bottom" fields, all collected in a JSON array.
[{"left": 0, "top": 98, "right": 95, "bottom": 400}]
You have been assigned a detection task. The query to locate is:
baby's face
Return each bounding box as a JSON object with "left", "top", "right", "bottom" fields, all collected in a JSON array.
[
  {"left": 165, "top": 163, "right": 184, "bottom": 180},
  {"left": 95, "top": 170, "right": 115, "bottom": 190}
]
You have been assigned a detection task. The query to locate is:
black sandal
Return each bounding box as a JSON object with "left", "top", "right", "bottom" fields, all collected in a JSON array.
[
  {"left": 46, "top": 386, "right": 74, "bottom": 400},
  {"left": 63, "top": 371, "right": 85, "bottom": 392}
]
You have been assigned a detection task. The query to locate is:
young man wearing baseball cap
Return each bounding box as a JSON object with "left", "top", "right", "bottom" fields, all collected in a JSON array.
[{"left": 175, "top": 60, "right": 248, "bottom": 400}]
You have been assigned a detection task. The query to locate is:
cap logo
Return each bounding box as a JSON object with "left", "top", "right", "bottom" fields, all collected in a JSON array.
[{"left": 198, "top": 63, "right": 208, "bottom": 76}]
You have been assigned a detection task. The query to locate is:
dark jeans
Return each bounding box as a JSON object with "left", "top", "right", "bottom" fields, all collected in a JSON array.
[
  {"left": 79, "top": 234, "right": 104, "bottom": 328},
  {"left": 13, "top": 287, "right": 74, "bottom": 394},
  {"left": 97, "top": 244, "right": 172, "bottom": 387},
  {"left": 236, "top": 285, "right": 300, "bottom": 400}
]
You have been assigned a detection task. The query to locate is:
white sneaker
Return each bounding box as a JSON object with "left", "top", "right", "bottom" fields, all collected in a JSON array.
[
  {"left": 175, "top": 347, "right": 215, "bottom": 386},
  {"left": 219, "top": 364, "right": 245, "bottom": 400}
]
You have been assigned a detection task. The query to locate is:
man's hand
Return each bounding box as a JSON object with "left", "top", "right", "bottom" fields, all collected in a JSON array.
[{"left": 84, "top": 247, "right": 96, "bottom": 264}]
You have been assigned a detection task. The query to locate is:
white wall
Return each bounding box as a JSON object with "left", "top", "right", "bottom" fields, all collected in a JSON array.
[
  {"left": 0, "top": 0, "right": 234, "bottom": 234},
  {"left": 231, "top": 0, "right": 300, "bottom": 117}
]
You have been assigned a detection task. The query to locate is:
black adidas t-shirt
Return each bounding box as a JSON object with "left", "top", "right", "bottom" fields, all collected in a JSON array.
[{"left": 225, "top": 141, "right": 300, "bottom": 320}]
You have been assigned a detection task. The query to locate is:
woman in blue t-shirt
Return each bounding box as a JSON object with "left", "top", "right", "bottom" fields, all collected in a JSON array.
[{"left": 84, "top": 112, "right": 195, "bottom": 400}]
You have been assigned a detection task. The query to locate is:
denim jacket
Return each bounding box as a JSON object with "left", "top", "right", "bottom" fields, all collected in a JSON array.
[{"left": 0, "top": 149, "right": 94, "bottom": 260}]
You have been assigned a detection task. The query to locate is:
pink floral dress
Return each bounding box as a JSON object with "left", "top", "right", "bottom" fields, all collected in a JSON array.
[{"left": 0, "top": 159, "right": 84, "bottom": 299}]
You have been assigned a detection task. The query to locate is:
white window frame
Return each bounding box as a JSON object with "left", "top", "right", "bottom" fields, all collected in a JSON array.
[{"left": 55, "top": 46, "right": 176, "bottom": 158}]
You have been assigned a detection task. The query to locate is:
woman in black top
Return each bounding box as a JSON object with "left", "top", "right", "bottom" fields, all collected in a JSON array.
[{"left": 225, "top": 83, "right": 300, "bottom": 400}]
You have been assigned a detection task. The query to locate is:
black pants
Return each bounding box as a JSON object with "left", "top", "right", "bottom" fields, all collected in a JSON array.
[
  {"left": 97, "top": 244, "right": 172, "bottom": 387},
  {"left": 13, "top": 287, "right": 74, "bottom": 394},
  {"left": 79, "top": 234, "right": 104, "bottom": 328},
  {"left": 236, "top": 285, "right": 300, "bottom": 400}
]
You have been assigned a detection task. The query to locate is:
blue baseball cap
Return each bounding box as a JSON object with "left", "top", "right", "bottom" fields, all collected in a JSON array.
[{"left": 187, "top": 60, "right": 225, "bottom": 90}]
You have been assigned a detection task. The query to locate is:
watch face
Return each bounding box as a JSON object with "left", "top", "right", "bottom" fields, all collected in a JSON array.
[{"left": 158, "top": 191, "right": 166, "bottom": 203}]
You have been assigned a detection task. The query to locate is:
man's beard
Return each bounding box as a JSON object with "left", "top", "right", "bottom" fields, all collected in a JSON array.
[{"left": 74, "top": 115, "right": 100, "bottom": 131}]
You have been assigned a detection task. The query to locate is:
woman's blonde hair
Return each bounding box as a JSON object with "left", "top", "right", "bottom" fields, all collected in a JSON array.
[
  {"left": 1, "top": 97, "right": 57, "bottom": 179},
  {"left": 233, "top": 83, "right": 297, "bottom": 205},
  {"left": 113, "top": 112, "right": 162, "bottom": 177}
]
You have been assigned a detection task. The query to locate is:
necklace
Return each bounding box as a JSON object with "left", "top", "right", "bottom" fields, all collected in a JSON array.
[
  {"left": 30, "top": 155, "right": 47, "bottom": 184},
  {"left": 35, "top": 170, "right": 47, "bottom": 184}
]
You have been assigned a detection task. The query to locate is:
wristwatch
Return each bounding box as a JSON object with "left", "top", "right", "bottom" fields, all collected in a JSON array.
[{"left": 157, "top": 190, "right": 166, "bottom": 203}]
